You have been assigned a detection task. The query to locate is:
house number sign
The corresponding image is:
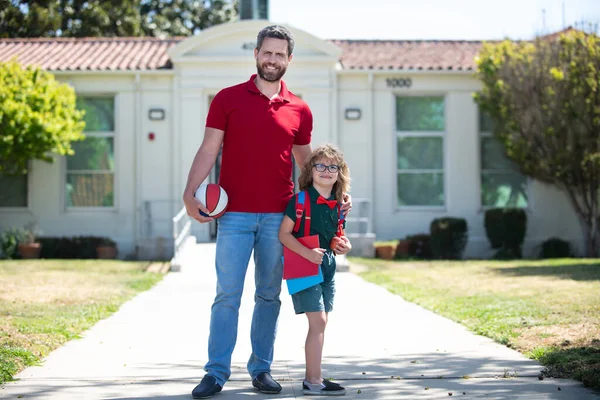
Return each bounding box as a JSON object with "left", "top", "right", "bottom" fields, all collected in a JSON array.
[{"left": 386, "top": 78, "right": 412, "bottom": 88}]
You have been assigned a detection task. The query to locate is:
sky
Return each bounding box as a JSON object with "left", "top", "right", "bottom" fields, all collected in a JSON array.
[{"left": 269, "top": 0, "right": 600, "bottom": 41}]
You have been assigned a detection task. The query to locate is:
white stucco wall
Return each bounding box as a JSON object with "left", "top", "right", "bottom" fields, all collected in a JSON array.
[
  {"left": 337, "top": 72, "right": 585, "bottom": 257},
  {"left": 0, "top": 20, "right": 589, "bottom": 259},
  {"left": 0, "top": 73, "right": 175, "bottom": 259}
]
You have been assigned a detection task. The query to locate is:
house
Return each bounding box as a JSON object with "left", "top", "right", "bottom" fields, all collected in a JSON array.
[{"left": 0, "top": 20, "right": 585, "bottom": 259}]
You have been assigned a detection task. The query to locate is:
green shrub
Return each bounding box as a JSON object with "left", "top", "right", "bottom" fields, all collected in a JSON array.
[
  {"left": 38, "top": 236, "right": 108, "bottom": 259},
  {"left": 0, "top": 228, "right": 26, "bottom": 259},
  {"left": 406, "top": 234, "right": 432, "bottom": 259},
  {"left": 539, "top": 238, "right": 572, "bottom": 259},
  {"left": 484, "top": 208, "right": 527, "bottom": 258},
  {"left": 430, "top": 217, "right": 468, "bottom": 259}
]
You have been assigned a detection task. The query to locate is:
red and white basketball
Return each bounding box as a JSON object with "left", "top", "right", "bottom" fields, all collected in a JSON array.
[{"left": 194, "top": 183, "right": 228, "bottom": 218}]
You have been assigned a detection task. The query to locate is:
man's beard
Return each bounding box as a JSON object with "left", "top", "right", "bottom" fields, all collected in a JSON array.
[{"left": 256, "top": 61, "right": 287, "bottom": 82}]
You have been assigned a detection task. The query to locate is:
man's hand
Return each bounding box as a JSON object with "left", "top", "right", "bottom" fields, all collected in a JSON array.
[
  {"left": 183, "top": 193, "right": 213, "bottom": 224},
  {"left": 341, "top": 193, "right": 352, "bottom": 217}
]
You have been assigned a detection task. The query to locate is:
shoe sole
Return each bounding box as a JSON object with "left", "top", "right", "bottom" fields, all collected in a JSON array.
[
  {"left": 254, "top": 388, "right": 281, "bottom": 394},
  {"left": 302, "top": 389, "right": 346, "bottom": 396}
]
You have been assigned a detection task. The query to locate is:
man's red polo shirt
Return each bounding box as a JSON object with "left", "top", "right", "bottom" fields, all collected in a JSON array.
[{"left": 206, "top": 74, "right": 313, "bottom": 213}]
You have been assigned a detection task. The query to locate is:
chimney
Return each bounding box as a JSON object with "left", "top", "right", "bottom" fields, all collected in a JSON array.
[{"left": 239, "top": 0, "right": 269, "bottom": 20}]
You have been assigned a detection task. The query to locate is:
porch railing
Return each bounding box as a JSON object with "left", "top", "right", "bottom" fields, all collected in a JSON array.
[{"left": 170, "top": 206, "right": 192, "bottom": 271}]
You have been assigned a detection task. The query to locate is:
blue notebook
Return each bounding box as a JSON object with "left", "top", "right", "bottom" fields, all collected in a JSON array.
[{"left": 282, "top": 257, "right": 324, "bottom": 295}]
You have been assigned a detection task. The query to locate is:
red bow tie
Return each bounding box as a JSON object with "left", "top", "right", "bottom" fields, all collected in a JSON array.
[{"left": 317, "top": 196, "right": 338, "bottom": 209}]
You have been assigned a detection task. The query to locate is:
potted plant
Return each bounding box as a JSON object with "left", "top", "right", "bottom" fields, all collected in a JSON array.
[
  {"left": 96, "top": 238, "right": 117, "bottom": 259},
  {"left": 17, "top": 223, "right": 42, "bottom": 259},
  {"left": 374, "top": 240, "right": 397, "bottom": 260}
]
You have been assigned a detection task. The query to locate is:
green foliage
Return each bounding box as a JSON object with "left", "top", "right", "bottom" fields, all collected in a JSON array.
[
  {"left": 37, "top": 236, "right": 113, "bottom": 259},
  {"left": 0, "top": 0, "right": 143, "bottom": 38},
  {"left": 0, "top": 345, "right": 37, "bottom": 383},
  {"left": 0, "top": 228, "right": 25, "bottom": 259},
  {"left": 429, "top": 217, "right": 468, "bottom": 259},
  {"left": 474, "top": 29, "right": 600, "bottom": 256},
  {"left": 0, "top": 0, "right": 237, "bottom": 38},
  {"left": 141, "top": 0, "right": 238, "bottom": 37},
  {"left": 484, "top": 208, "right": 527, "bottom": 258},
  {"left": 534, "top": 346, "right": 600, "bottom": 390},
  {"left": 0, "top": 60, "right": 85, "bottom": 175},
  {"left": 539, "top": 237, "right": 573, "bottom": 259},
  {"left": 405, "top": 233, "right": 432, "bottom": 259}
]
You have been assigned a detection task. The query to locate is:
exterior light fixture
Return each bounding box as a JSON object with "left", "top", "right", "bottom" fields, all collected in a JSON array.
[{"left": 344, "top": 108, "right": 362, "bottom": 120}]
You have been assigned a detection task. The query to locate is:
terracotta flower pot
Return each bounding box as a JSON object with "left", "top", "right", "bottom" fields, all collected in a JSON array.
[
  {"left": 375, "top": 244, "right": 395, "bottom": 260},
  {"left": 18, "top": 242, "right": 42, "bottom": 259},
  {"left": 96, "top": 246, "right": 117, "bottom": 259}
]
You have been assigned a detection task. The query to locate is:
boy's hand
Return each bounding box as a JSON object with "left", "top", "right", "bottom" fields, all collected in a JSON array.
[
  {"left": 305, "top": 247, "right": 326, "bottom": 264},
  {"left": 333, "top": 236, "right": 352, "bottom": 255}
]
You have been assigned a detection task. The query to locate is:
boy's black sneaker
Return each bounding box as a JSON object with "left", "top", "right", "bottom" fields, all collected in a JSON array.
[{"left": 302, "top": 378, "right": 346, "bottom": 396}]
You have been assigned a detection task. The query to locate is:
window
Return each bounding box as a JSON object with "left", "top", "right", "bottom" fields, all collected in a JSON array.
[
  {"left": 65, "top": 97, "right": 115, "bottom": 207},
  {"left": 0, "top": 173, "right": 27, "bottom": 207},
  {"left": 479, "top": 112, "right": 528, "bottom": 208},
  {"left": 396, "top": 96, "right": 445, "bottom": 206}
]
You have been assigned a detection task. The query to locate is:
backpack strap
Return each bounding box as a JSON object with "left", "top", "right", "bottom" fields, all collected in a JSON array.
[
  {"left": 292, "top": 191, "right": 311, "bottom": 237},
  {"left": 336, "top": 203, "right": 346, "bottom": 237}
]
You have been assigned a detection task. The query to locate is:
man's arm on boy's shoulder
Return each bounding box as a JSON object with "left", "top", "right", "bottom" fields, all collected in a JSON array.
[{"left": 292, "top": 144, "right": 312, "bottom": 168}]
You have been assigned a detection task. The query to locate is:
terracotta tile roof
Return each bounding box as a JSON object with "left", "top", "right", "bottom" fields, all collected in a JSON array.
[
  {"left": 0, "top": 37, "right": 181, "bottom": 71},
  {"left": 0, "top": 36, "right": 483, "bottom": 72},
  {"left": 330, "top": 40, "right": 483, "bottom": 71}
]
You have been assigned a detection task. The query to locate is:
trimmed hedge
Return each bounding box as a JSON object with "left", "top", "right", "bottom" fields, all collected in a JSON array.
[
  {"left": 406, "top": 233, "right": 432, "bottom": 259},
  {"left": 539, "top": 237, "right": 572, "bottom": 259},
  {"left": 38, "top": 236, "right": 108, "bottom": 259},
  {"left": 484, "top": 208, "right": 527, "bottom": 259},
  {"left": 430, "top": 217, "right": 468, "bottom": 259}
]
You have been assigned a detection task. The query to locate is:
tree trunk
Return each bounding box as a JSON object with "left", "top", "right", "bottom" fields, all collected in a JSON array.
[{"left": 578, "top": 215, "right": 599, "bottom": 258}]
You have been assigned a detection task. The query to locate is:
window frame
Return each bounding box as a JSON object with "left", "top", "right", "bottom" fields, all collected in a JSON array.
[
  {"left": 394, "top": 94, "right": 447, "bottom": 210},
  {"left": 478, "top": 123, "right": 530, "bottom": 210},
  {"left": 64, "top": 94, "right": 118, "bottom": 211}
]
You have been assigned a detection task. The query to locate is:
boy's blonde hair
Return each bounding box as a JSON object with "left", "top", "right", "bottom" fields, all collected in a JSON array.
[{"left": 298, "top": 144, "right": 350, "bottom": 201}]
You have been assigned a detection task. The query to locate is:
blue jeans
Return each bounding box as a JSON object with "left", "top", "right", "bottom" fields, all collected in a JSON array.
[{"left": 204, "top": 212, "right": 284, "bottom": 387}]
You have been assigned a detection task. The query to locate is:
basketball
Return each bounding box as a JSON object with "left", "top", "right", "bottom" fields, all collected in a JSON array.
[{"left": 194, "top": 183, "right": 228, "bottom": 218}]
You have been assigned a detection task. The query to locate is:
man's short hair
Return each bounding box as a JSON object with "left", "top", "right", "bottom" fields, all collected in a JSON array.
[{"left": 256, "top": 25, "right": 295, "bottom": 56}]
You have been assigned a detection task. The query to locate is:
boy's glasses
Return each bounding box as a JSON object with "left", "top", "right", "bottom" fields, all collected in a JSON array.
[{"left": 313, "top": 163, "right": 340, "bottom": 173}]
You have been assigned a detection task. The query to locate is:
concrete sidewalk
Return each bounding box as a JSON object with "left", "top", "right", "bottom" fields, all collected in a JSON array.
[{"left": 1, "top": 243, "right": 598, "bottom": 399}]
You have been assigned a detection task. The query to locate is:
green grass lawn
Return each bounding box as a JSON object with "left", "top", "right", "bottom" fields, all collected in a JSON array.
[
  {"left": 0, "top": 260, "right": 165, "bottom": 384},
  {"left": 349, "top": 257, "right": 600, "bottom": 391}
]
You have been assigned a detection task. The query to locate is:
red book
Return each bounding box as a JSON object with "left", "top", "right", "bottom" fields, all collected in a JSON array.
[{"left": 283, "top": 234, "right": 320, "bottom": 280}]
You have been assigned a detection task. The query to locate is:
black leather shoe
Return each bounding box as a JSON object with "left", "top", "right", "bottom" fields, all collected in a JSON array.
[
  {"left": 192, "top": 375, "right": 222, "bottom": 399},
  {"left": 252, "top": 372, "right": 282, "bottom": 394}
]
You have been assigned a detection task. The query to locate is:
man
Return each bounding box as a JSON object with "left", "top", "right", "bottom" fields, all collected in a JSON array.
[{"left": 182, "top": 25, "right": 349, "bottom": 399}]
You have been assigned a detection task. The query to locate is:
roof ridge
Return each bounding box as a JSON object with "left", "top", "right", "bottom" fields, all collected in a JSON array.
[
  {"left": 0, "top": 36, "right": 185, "bottom": 43},
  {"left": 327, "top": 39, "right": 484, "bottom": 43}
]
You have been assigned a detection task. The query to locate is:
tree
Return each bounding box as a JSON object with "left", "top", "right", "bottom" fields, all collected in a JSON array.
[
  {"left": 0, "top": 0, "right": 143, "bottom": 38},
  {"left": 0, "top": 60, "right": 85, "bottom": 175},
  {"left": 0, "top": 0, "right": 237, "bottom": 38},
  {"left": 140, "top": 0, "right": 237, "bottom": 37},
  {"left": 474, "top": 29, "right": 600, "bottom": 257}
]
